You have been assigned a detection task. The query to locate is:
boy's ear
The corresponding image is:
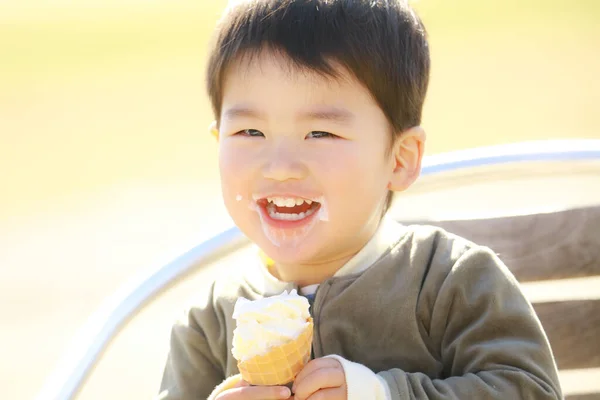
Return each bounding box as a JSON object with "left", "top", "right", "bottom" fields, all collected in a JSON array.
[
  {"left": 388, "top": 126, "right": 426, "bottom": 192},
  {"left": 209, "top": 120, "right": 219, "bottom": 141}
]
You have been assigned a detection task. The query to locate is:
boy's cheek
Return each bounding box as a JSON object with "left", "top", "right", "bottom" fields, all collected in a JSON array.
[{"left": 219, "top": 154, "right": 253, "bottom": 191}]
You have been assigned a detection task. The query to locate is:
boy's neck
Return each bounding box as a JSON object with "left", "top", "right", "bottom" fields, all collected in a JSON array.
[
  {"left": 260, "top": 217, "right": 397, "bottom": 287},
  {"left": 268, "top": 253, "right": 356, "bottom": 287}
]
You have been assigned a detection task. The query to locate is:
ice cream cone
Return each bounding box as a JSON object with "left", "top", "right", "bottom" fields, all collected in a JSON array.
[{"left": 237, "top": 318, "right": 313, "bottom": 386}]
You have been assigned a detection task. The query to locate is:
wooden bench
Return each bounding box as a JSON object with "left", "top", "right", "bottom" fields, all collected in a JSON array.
[{"left": 405, "top": 205, "right": 600, "bottom": 399}]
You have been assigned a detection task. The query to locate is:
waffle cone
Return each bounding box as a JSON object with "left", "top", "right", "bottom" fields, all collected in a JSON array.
[{"left": 237, "top": 318, "right": 313, "bottom": 386}]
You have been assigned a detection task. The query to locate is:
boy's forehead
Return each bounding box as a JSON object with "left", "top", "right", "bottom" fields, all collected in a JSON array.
[
  {"left": 224, "top": 50, "right": 353, "bottom": 88},
  {"left": 219, "top": 48, "right": 386, "bottom": 121}
]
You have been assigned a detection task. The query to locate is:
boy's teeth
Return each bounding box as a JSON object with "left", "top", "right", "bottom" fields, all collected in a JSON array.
[
  {"left": 267, "top": 206, "right": 317, "bottom": 221},
  {"left": 266, "top": 196, "right": 313, "bottom": 207},
  {"left": 285, "top": 198, "right": 296, "bottom": 207}
]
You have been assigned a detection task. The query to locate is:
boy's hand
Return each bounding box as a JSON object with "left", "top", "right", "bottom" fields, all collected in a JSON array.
[
  {"left": 292, "top": 358, "right": 347, "bottom": 400},
  {"left": 215, "top": 379, "right": 292, "bottom": 400}
]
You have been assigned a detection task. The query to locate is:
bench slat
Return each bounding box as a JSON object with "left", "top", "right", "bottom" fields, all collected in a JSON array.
[
  {"left": 566, "top": 394, "right": 600, "bottom": 400},
  {"left": 534, "top": 300, "right": 600, "bottom": 370},
  {"left": 406, "top": 205, "right": 600, "bottom": 282}
]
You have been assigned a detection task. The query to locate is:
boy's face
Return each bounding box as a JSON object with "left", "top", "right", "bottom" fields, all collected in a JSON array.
[{"left": 216, "top": 52, "right": 398, "bottom": 266}]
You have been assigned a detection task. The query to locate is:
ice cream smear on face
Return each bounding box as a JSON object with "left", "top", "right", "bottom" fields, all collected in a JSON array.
[{"left": 232, "top": 290, "right": 311, "bottom": 361}]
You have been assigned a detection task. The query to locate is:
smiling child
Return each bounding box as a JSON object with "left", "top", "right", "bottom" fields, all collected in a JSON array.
[{"left": 158, "top": 1, "right": 562, "bottom": 399}]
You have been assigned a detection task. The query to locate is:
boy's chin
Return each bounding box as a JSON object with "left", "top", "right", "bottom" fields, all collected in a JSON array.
[
  {"left": 256, "top": 234, "right": 323, "bottom": 266},
  {"left": 251, "top": 215, "right": 324, "bottom": 262},
  {"left": 259, "top": 241, "right": 317, "bottom": 264}
]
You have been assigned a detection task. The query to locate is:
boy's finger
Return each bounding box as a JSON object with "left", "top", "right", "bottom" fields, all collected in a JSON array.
[
  {"left": 293, "top": 358, "right": 341, "bottom": 391},
  {"left": 219, "top": 385, "right": 291, "bottom": 400},
  {"left": 292, "top": 367, "right": 345, "bottom": 399},
  {"left": 304, "top": 387, "right": 346, "bottom": 400}
]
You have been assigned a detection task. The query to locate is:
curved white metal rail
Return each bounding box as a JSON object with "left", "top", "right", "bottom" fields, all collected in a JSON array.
[{"left": 35, "top": 139, "right": 600, "bottom": 400}]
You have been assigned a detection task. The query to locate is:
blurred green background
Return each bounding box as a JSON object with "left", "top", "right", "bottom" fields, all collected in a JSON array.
[
  {"left": 0, "top": 1, "right": 598, "bottom": 399},
  {"left": 1, "top": 0, "right": 599, "bottom": 219}
]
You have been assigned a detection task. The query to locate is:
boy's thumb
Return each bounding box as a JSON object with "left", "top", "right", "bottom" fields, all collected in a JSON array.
[
  {"left": 234, "top": 378, "right": 250, "bottom": 388},
  {"left": 207, "top": 374, "right": 248, "bottom": 400}
]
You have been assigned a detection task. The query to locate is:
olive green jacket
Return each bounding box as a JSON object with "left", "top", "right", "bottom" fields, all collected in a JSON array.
[{"left": 159, "top": 224, "right": 562, "bottom": 399}]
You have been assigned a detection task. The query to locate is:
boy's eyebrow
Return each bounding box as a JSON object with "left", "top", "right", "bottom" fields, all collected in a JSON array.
[
  {"left": 298, "top": 107, "right": 355, "bottom": 123},
  {"left": 222, "top": 105, "right": 355, "bottom": 123},
  {"left": 222, "top": 106, "right": 266, "bottom": 120}
]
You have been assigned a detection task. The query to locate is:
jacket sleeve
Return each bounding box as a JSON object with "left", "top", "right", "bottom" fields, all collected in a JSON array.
[
  {"left": 378, "top": 246, "right": 563, "bottom": 399},
  {"left": 158, "top": 285, "right": 226, "bottom": 400}
]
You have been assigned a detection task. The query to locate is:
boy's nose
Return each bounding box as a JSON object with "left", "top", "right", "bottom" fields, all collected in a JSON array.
[{"left": 261, "top": 146, "right": 307, "bottom": 181}]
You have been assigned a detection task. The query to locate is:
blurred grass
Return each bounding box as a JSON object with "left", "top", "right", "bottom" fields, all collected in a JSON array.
[{"left": 0, "top": 4, "right": 220, "bottom": 85}]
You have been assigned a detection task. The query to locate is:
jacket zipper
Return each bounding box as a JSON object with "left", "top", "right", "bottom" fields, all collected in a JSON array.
[{"left": 310, "top": 279, "right": 332, "bottom": 359}]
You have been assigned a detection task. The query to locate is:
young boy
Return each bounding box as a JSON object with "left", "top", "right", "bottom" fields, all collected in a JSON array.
[{"left": 159, "top": 0, "right": 562, "bottom": 399}]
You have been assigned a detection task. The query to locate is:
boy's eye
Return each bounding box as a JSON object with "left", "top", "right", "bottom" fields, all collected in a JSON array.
[
  {"left": 306, "top": 131, "right": 336, "bottom": 139},
  {"left": 236, "top": 129, "right": 264, "bottom": 137}
]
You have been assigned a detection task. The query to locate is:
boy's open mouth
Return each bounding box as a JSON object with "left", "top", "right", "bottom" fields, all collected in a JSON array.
[{"left": 256, "top": 197, "right": 321, "bottom": 221}]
